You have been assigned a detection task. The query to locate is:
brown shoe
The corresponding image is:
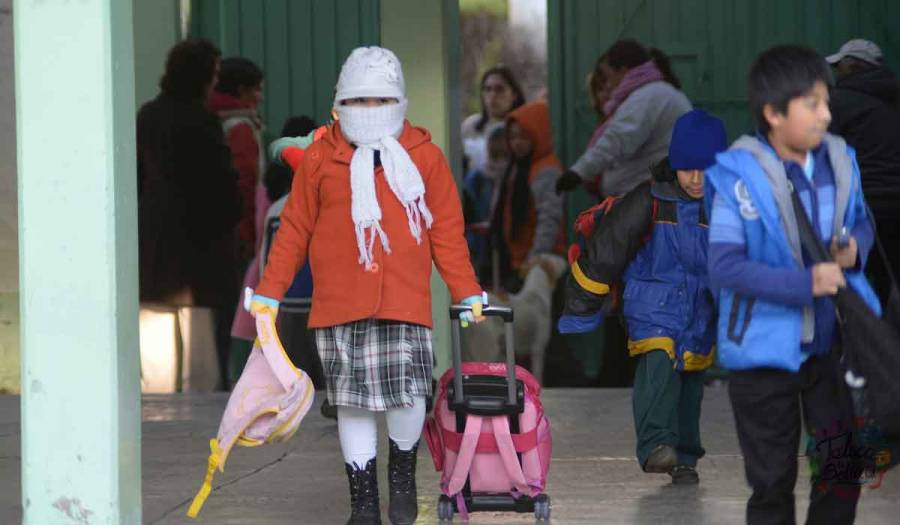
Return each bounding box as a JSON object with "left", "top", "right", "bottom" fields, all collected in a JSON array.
[
  {"left": 670, "top": 465, "right": 700, "bottom": 485},
  {"left": 642, "top": 444, "right": 677, "bottom": 473}
]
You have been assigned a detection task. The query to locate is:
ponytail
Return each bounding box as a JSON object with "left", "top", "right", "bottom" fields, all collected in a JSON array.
[{"left": 648, "top": 48, "right": 681, "bottom": 89}]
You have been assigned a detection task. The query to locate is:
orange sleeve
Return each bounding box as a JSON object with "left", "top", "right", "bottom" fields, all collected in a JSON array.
[
  {"left": 255, "top": 147, "right": 320, "bottom": 301},
  {"left": 226, "top": 123, "right": 260, "bottom": 247},
  {"left": 424, "top": 148, "right": 483, "bottom": 302}
]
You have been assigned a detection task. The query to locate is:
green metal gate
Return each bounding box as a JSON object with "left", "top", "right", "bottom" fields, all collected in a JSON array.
[{"left": 189, "top": 0, "right": 381, "bottom": 137}]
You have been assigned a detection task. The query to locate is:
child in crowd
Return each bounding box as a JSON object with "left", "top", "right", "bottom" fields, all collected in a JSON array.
[
  {"left": 248, "top": 47, "right": 485, "bottom": 525},
  {"left": 490, "top": 100, "right": 566, "bottom": 291},
  {"left": 228, "top": 116, "right": 319, "bottom": 387},
  {"left": 706, "top": 45, "right": 879, "bottom": 524},
  {"left": 463, "top": 125, "right": 509, "bottom": 280},
  {"left": 560, "top": 109, "right": 727, "bottom": 484}
]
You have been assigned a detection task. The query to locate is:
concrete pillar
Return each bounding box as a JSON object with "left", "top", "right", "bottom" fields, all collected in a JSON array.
[
  {"left": 0, "top": 0, "right": 18, "bottom": 394},
  {"left": 0, "top": 0, "right": 180, "bottom": 395},
  {"left": 381, "top": 0, "right": 462, "bottom": 377},
  {"left": 14, "top": 0, "right": 141, "bottom": 522}
]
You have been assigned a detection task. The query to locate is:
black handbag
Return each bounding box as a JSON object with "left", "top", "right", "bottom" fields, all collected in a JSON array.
[{"left": 790, "top": 190, "right": 900, "bottom": 451}]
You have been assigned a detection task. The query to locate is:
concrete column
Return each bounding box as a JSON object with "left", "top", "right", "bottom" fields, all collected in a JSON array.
[
  {"left": 0, "top": 0, "right": 18, "bottom": 394},
  {"left": 381, "top": 0, "right": 462, "bottom": 377},
  {"left": 14, "top": 0, "right": 141, "bottom": 522}
]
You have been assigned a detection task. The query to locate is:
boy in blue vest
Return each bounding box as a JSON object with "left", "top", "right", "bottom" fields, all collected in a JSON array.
[
  {"left": 706, "top": 45, "right": 880, "bottom": 524},
  {"left": 559, "top": 109, "right": 727, "bottom": 484}
]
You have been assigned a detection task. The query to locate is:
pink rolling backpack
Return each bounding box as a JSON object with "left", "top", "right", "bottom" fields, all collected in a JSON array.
[{"left": 423, "top": 305, "right": 552, "bottom": 521}]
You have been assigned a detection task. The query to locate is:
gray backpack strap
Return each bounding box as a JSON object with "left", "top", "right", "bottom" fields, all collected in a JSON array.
[{"left": 822, "top": 133, "right": 852, "bottom": 238}]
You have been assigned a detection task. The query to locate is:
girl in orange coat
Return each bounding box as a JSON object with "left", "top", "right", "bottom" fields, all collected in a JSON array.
[
  {"left": 249, "top": 47, "right": 485, "bottom": 525},
  {"left": 490, "top": 100, "right": 566, "bottom": 290}
]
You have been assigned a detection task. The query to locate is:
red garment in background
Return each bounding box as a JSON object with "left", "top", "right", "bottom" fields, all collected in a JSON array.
[{"left": 209, "top": 91, "right": 264, "bottom": 252}]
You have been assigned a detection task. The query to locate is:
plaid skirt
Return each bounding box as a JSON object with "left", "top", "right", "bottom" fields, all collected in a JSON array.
[{"left": 315, "top": 319, "right": 433, "bottom": 411}]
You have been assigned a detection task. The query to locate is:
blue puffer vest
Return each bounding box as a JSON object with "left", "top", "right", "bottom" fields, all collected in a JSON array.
[{"left": 705, "top": 134, "right": 881, "bottom": 372}]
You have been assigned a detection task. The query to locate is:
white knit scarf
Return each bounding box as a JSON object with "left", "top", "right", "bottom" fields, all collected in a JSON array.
[{"left": 335, "top": 100, "right": 433, "bottom": 270}]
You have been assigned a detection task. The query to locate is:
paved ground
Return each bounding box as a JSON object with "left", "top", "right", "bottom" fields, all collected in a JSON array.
[{"left": 1, "top": 387, "right": 898, "bottom": 524}]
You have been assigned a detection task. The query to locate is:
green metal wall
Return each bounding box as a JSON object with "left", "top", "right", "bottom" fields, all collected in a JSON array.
[
  {"left": 549, "top": 0, "right": 900, "bottom": 165},
  {"left": 190, "top": 0, "right": 380, "bottom": 137}
]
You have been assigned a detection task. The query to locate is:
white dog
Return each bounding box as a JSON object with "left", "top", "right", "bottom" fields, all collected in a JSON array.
[{"left": 460, "top": 253, "right": 569, "bottom": 385}]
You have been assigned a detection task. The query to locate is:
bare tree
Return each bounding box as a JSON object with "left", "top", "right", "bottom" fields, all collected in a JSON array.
[{"left": 459, "top": 10, "right": 547, "bottom": 120}]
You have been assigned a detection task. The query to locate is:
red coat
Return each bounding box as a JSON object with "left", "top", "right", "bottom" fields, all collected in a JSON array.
[
  {"left": 256, "top": 121, "right": 482, "bottom": 328},
  {"left": 209, "top": 91, "right": 263, "bottom": 251}
]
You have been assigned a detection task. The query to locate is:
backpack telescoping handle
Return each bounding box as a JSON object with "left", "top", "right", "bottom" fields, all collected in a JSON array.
[{"left": 449, "top": 305, "right": 517, "bottom": 407}]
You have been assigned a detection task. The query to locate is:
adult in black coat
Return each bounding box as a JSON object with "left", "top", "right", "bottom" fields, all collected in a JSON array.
[
  {"left": 136, "top": 39, "right": 241, "bottom": 308},
  {"left": 828, "top": 40, "right": 900, "bottom": 301}
]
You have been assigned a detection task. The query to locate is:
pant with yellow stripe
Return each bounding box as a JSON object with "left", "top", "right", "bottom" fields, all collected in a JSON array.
[{"left": 632, "top": 349, "right": 706, "bottom": 468}]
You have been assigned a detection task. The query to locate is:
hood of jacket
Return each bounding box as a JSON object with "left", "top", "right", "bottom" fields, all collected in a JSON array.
[{"left": 836, "top": 67, "right": 900, "bottom": 105}]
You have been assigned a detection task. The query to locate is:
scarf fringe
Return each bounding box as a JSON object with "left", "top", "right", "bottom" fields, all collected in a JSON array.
[
  {"left": 356, "top": 222, "right": 391, "bottom": 271},
  {"left": 403, "top": 196, "right": 434, "bottom": 245},
  {"left": 417, "top": 196, "right": 434, "bottom": 229}
]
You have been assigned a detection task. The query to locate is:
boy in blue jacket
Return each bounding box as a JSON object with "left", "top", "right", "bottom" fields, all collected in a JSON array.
[
  {"left": 706, "top": 45, "right": 880, "bottom": 525},
  {"left": 560, "top": 109, "right": 727, "bottom": 484}
]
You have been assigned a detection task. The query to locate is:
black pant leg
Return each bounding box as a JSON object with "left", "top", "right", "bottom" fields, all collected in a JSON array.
[
  {"left": 801, "top": 353, "right": 861, "bottom": 525},
  {"left": 729, "top": 368, "right": 802, "bottom": 525},
  {"left": 213, "top": 301, "right": 235, "bottom": 390}
]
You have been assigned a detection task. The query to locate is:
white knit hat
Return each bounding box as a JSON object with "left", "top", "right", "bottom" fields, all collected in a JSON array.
[{"left": 334, "top": 46, "right": 406, "bottom": 105}]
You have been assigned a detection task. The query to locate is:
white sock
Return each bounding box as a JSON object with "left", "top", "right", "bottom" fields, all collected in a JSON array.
[
  {"left": 337, "top": 405, "right": 378, "bottom": 468},
  {"left": 386, "top": 396, "right": 426, "bottom": 451}
]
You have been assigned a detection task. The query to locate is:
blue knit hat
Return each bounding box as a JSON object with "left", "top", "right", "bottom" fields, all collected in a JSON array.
[{"left": 668, "top": 109, "right": 728, "bottom": 170}]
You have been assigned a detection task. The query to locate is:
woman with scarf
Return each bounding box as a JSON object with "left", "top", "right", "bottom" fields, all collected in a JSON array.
[
  {"left": 556, "top": 39, "right": 692, "bottom": 198},
  {"left": 247, "top": 47, "right": 485, "bottom": 525}
]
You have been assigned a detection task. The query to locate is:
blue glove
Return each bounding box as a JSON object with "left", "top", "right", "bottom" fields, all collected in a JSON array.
[
  {"left": 557, "top": 312, "right": 604, "bottom": 334},
  {"left": 459, "top": 292, "right": 487, "bottom": 328},
  {"left": 244, "top": 287, "right": 280, "bottom": 317}
]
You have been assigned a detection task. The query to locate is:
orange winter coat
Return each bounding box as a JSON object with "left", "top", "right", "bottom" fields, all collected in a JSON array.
[
  {"left": 502, "top": 101, "right": 566, "bottom": 270},
  {"left": 256, "top": 121, "right": 481, "bottom": 328}
]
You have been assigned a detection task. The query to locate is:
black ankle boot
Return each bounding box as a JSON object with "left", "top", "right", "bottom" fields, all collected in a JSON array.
[
  {"left": 345, "top": 458, "right": 381, "bottom": 525},
  {"left": 387, "top": 439, "right": 418, "bottom": 525}
]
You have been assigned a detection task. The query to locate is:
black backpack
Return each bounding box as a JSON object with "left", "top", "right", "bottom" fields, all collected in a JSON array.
[{"left": 792, "top": 190, "right": 900, "bottom": 472}]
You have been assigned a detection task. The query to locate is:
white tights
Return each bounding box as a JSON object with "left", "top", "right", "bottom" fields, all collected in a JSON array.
[{"left": 337, "top": 396, "right": 426, "bottom": 468}]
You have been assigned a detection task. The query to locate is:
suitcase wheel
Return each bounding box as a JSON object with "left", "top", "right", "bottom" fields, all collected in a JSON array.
[
  {"left": 534, "top": 493, "right": 551, "bottom": 521},
  {"left": 437, "top": 494, "right": 454, "bottom": 522}
]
